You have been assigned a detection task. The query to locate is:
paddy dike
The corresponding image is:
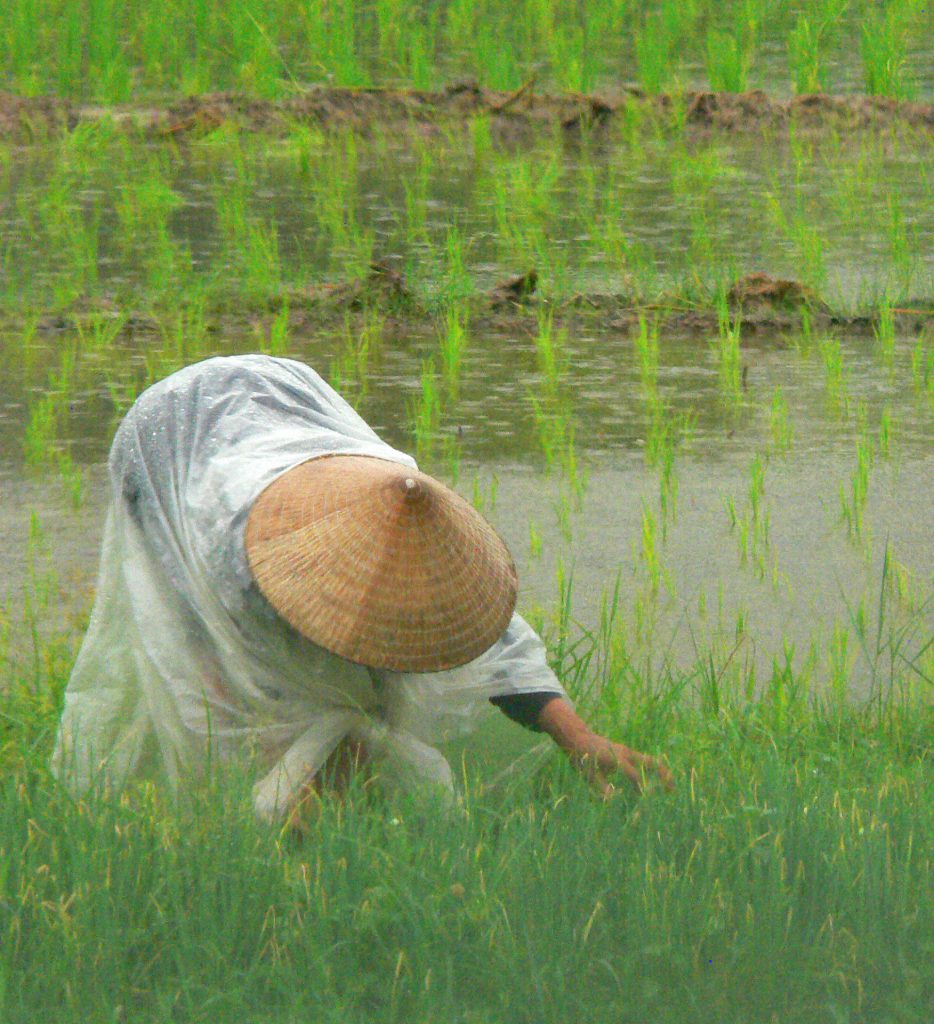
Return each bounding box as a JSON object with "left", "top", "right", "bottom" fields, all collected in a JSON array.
[
  {"left": 22, "top": 267, "right": 934, "bottom": 342},
  {"left": 2, "top": 85, "right": 934, "bottom": 140}
]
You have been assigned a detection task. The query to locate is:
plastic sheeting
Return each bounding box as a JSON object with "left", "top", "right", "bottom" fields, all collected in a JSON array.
[{"left": 52, "top": 355, "right": 566, "bottom": 820}]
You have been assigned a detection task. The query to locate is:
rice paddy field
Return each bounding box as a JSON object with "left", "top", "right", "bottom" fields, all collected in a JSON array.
[{"left": 1, "top": 2, "right": 932, "bottom": 1022}]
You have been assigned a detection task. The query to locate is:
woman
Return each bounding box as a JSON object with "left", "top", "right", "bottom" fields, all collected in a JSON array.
[{"left": 53, "top": 355, "right": 671, "bottom": 821}]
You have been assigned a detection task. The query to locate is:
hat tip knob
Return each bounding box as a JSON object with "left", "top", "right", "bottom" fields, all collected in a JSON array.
[{"left": 401, "top": 475, "right": 423, "bottom": 503}]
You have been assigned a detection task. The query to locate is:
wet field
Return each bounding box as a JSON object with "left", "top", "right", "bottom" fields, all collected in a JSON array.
[{"left": 3, "top": 312, "right": 931, "bottom": 697}]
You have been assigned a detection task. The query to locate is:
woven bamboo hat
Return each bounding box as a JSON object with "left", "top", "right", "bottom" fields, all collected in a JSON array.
[{"left": 244, "top": 455, "right": 518, "bottom": 673}]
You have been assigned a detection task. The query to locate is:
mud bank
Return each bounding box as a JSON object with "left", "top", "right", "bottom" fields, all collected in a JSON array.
[
  {"left": 19, "top": 268, "right": 934, "bottom": 342},
  {"left": 2, "top": 86, "right": 933, "bottom": 140}
]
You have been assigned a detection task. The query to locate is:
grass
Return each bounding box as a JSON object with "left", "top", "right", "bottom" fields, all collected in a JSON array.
[{"left": 1, "top": 543, "right": 931, "bottom": 1023}]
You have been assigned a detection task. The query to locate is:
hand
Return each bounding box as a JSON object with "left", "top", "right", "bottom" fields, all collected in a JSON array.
[
  {"left": 571, "top": 733, "right": 674, "bottom": 798},
  {"left": 535, "top": 697, "right": 674, "bottom": 799}
]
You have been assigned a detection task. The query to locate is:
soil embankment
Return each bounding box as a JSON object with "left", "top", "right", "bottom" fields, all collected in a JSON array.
[
  {"left": 2, "top": 86, "right": 933, "bottom": 139},
  {"left": 19, "top": 266, "right": 934, "bottom": 341}
]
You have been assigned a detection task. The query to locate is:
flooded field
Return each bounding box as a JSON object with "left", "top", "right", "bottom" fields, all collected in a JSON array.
[
  {"left": 3, "top": 312, "right": 931, "bottom": 698},
  {"left": 1, "top": 119, "right": 932, "bottom": 699},
  {"left": 1, "top": 119, "right": 932, "bottom": 312}
]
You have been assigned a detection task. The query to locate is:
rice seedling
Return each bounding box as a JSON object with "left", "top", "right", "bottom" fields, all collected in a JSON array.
[
  {"left": 788, "top": 14, "right": 823, "bottom": 94},
  {"left": 529, "top": 395, "right": 567, "bottom": 472},
  {"left": 470, "top": 471, "right": 498, "bottom": 514},
  {"left": 762, "top": 188, "right": 827, "bottom": 295},
  {"left": 528, "top": 519, "right": 543, "bottom": 561},
  {"left": 439, "top": 224, "right": 474, "bottom": 304},
  {"left": 669, "top": 144, "right": 737, "bottom": 284},
  {"left": 787, "top": 0, "right": 847, "bottom": 94},
  {"left": 528, "top": 312, "right": 571, "bottom": 470},
  {"left": 23, "top": 344, "right": 77, "bottom": 468},
  {"left": 287, "top": 123, "right": 326, "bottom": 180},
  {"left": 22, "top": 151, "right": 103, "bottom": 307},
  {"left": 409, "top": 357, "right": 442, "bottom": 465},
  {"left": 909, "top": 334, "right": 933, "bottom": 409},
  {"left": 73, "top": 312, "right": 127, "bottom": 354},
  {"left": 113, "top": 148, "right": 192, "bottom": 300},
  {"left": 328, "top": 309, "right": 385, "bottom": 407},
  {"left": 824, "top": 131, "right": 880, "bottom": 231},
  {"left": 401, "top": 144, "right": 434, "bottom": 249},
  {"left": 748, "top": 453, "right": 766, "bottom": 536},
  {"left": 488, "top": 147, "right": 562, "bottom": 273},
  {"left": 634, "top": 306, "right": 691, "bottom": 535},
  {"left": 594, "top": 188, "right": 657, "bottom": 301},
  {"left": 705, "top": 10, "right": 757, "bottom": 93},
  {"left": 158, "top": 298, "right": 212, "bottom": 367},
  {"left": 310, "top": 131, "right": 373, "bottom": 278},
  {"left": 21, "top": 341, "right": 87, "bottom": 509},
  {"left": 877, "top": 405, "right": 895, "bottom": 460},
  {"left": 437, "top": 305, "right": 469, "bottom": 400},
  {"left": 839, "top": 403, "right": 875, "bottom": 547},
  {"left": 633, "top": 312, "right": 659, "bottom": 393},
  {"left": 636, "top": 501, "right": 670, "bottom": 598},
  {"left": 546, "top": 18, "right": 590, "bottom": 94},
  {"left": 211, "top": 148, "right": 284, "bottom": 300},
  {"left": 861, "top": 3, "right": 914, "bottom": 101},
  {"left": 257, "top": 302, "right": 291, "bottom": 358},
  {"left": 885, "top": 190, "right": 917, "bottom": 298},
  {"left": 880, "top": 540, "right": 925, "bottom": 616},
  {"left": 554, "top": 486, "right": 573, "bottom": 544},
  {"left": 468, "top": 114, "right": 493, "bottom": 167},
  {"left": 560, "top": 426, "right": 587, "bottom": 510},
  {"left": 817, "top": 335, "right": 849, "bottom": 417},
  {"left": 724, "top": 454, "right": 772, "bottom": 580},
  {"left": 297, "top": 0, "right": 367, "bottom": 87},
  {"left": 714, "top": 294, "right": 743, "bottom": 405},
  {"left": 630, "top": 8, "right": 675, "bottom": 96}
]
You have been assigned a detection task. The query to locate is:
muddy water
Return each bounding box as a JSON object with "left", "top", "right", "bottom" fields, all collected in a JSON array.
[{"left": 1, "top": 325, "right": 931, "bottom": 698}]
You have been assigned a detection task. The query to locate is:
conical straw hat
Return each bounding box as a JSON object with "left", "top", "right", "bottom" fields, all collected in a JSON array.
[{"left": 244, "top": 455, "right": 518, "bottom": 673}]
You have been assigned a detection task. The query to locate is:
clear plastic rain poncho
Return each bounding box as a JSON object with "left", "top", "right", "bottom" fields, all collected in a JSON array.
[{"left": 53, "top": 355, "right": 566, "bottom": 820}]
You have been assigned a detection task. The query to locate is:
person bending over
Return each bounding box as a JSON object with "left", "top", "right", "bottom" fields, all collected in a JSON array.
[{"left": 53, "top": 355, "right": 672, "bottom": 821}]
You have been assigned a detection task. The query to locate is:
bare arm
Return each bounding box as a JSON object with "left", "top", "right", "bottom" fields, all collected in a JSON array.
[{"left": 535, "top": 697, "right": 673, "bottom": 797}]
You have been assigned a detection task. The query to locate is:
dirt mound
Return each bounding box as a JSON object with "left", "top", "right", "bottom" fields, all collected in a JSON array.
[
  {"left": 490, "top": 269, "right": 539, "bottom": 307},
  {"left": 298, "top": 260, "right": 415, "bottom": 311},
  {"left": 0, "top": 91, "right": 75, "bottom": 136},
  {"left": 728, "top": 273, "right": 825, "bottom": 314}
]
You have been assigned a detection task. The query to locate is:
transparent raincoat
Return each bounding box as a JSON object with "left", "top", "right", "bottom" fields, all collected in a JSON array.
[{"left": 52, "top": 355, "right": 566, "bottom": 820}]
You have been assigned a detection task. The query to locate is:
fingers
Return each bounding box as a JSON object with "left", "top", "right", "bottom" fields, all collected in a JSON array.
[
  {"left": 622, "top": 748, "right": 675, "bottom": 793},
  {"left": 655, "top": 761, "right": 675, "bottom": 792},
  {"left": 587, "top": 755, "right": 642, "bottom": 798},
  {"left": 591, "top": 748, "right": 674, "bottom": 798},
  {"left": 573, "top": 734, "right": 675, "bottom": 798}
]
